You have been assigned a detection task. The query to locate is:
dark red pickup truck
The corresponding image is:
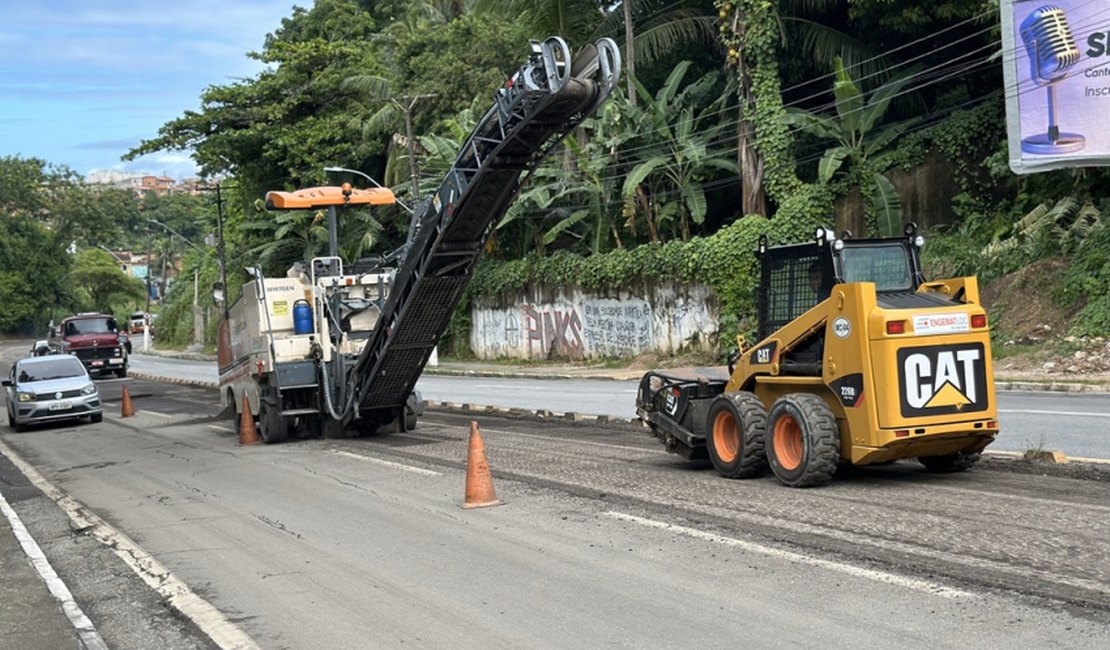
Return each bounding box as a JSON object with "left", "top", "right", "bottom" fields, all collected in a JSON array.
[{"left": 57, "top": 313, "right": 129, "bottom": 377}]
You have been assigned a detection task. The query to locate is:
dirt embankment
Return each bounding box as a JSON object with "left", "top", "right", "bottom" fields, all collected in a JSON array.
[{"left": 982, "top": 258, "right": 1110, "bottom": 382}]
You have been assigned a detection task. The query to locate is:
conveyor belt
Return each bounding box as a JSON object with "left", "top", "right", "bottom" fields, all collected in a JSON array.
[{"left": 351, "top": 37, "right": 620, "bottom": 419}]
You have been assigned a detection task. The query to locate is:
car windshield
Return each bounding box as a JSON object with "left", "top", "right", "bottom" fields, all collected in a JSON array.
[
  {"left": 839, "top": 244, "right": 913, "bottom": 292},
  {"left": 18, "top": 358, "right": 86, "bottom": 382},
  {"left": 64, "top": 318, "right": 116, "bottom": 335}
]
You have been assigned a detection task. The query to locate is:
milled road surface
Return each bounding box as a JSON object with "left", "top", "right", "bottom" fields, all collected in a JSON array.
[
  {"left": 129, "top": 353, "right": 1110, "bottom": 459},
  {"left": 2, "top": 342, "right": 1109, "bottom": 648}
]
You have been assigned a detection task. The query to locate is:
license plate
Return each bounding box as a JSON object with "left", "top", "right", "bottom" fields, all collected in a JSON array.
[
  {"left": 91, "top": 360, "right": 104, "bottom": 366},
  {"left": 49, "top": 401, "right": 72, "bottom": 411}
]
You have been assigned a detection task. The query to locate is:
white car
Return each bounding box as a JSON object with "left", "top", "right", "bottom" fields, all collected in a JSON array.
[{"left": 4, "top": 355, "right": 103, "bottom": 432}]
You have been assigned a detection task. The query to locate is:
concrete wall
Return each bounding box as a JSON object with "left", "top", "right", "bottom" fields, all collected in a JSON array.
[{"left": 470, "top": 283, "right": 717, "bottom": 360}]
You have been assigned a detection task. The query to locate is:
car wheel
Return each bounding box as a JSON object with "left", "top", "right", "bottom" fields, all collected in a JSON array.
[{"left": 116, "top": 366, "right": 128, "bottom": 378}]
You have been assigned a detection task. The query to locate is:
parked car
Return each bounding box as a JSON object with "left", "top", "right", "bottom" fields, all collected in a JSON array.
[{"left": 4, "top": 355, "right": 103, "bottom": 431}]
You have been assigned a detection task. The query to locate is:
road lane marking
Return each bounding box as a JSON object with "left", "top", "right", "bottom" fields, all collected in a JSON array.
[
  {"left": 0, "top": 439, "right": 259, "bottom": 650},
  {"left": 207, "top": 425, "right": 235, "bottom": 433},
  {"left": 999, "top": 409, "right": 1110, "bottom": 418},
  {"left": 0, "top": 487, "right": 108, "bottom": 650},
  {"left": 331, "top": 451, "right": 442, "bottom": 476},
  {"left": 145, "top": 410, "right": 173, "bottom": 419},
  {"left": 606, "top": 511, "right": 973, "bottom": 599}
]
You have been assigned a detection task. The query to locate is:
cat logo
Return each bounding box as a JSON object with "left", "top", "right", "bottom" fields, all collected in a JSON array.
[
  {"left": 752, "top": 341, "right": 777, "bottom": 365},
  {"left": 896, "top": 343, "right": 988, "bottom": 418}
]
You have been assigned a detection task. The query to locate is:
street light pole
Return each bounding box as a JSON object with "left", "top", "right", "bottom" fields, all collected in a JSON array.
[{"left": 145, "top": 235, "right": 152, "bottom": 352}]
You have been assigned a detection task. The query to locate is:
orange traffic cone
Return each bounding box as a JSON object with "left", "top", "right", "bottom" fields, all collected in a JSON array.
[
  {"left": 238, "top": 395, "right": 260, "bottom": 446},
  {"left": 462, "top": 421, "right": 501, "bottom": 508},
  {"left": 120, "top": 386, "right": 135, "bottom": 417}
]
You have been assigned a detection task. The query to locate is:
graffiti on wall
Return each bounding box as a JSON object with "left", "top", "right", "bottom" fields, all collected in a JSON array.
[
  {"left": 523, "top": 305, "right": 584, "bottom": 358},
  {"left": 581, "top": 300, "right": 653, "bottom": 357},
  {"left": 473, "top": 298, "right": 655, "bottom": 360},
  {"left": 470, "top": 284, "right": 716, "bottom": 360}
]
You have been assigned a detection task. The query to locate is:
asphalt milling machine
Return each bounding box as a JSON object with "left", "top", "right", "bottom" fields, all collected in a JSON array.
[
  {"left": 218, "top": 36, "right": 621, "bottom": 442},
  {"left": 637, "top": 225, "right": 999, "bottom": 487}
]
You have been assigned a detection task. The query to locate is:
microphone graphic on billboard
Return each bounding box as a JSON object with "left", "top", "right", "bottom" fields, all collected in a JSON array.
[{"left": 1020, "top": 4, "right": 1086, "bottom": 154}]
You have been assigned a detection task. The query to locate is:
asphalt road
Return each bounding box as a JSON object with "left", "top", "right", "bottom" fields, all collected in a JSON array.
[
  {"left": 2, "top": 340, "right": 1110, "bottom": 648},
  {"left": 128, "top": 354, "right": 1110, "bottom": 460}
]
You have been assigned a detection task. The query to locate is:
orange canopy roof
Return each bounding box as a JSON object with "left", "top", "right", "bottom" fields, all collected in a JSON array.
[{"left": 264, "top": 185, "right": 396, "bottom": 210}]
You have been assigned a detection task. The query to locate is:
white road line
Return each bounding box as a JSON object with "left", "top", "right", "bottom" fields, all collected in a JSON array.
[
  {"left": 331, "top": 450, "right": 442, "bottom": 476},
  {"left": 0, "top": 487, "right": 108, "bottom": 650},
  {"left": 145, "top": 410, "right": 173, "bottom": 419},
  {"left": 606, "top": 511, "right": 972, "bottom": 600},
  {"left": 999, "top": 408, "right": 1110, "bottom": 418},
  {"left": 207, "top": 425, "right": 235, "bottom": 433},
  {"left": 0, "top": 439, "right": 259, "bottom": 650}
]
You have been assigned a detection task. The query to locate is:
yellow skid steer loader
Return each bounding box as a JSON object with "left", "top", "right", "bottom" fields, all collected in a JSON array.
[{"left": 636, "top": 224, "right": 998, "bottom": 487}]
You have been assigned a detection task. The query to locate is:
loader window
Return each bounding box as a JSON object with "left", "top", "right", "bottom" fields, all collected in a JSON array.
[
  {"left": 760, "top": 253, "right": 824, "bottom": 339},
  {"left": 840, "top": 245, "right": 912, "bottom": 292}
]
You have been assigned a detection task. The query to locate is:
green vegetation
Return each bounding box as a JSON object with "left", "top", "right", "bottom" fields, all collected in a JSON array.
[{"left": 4, "top": 1, "right": 1109, "bottom": 354}]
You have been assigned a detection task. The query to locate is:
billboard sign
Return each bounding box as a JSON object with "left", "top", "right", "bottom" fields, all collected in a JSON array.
[{"left": 1002, "top": 0, "right": 1110, "bottom": 173}]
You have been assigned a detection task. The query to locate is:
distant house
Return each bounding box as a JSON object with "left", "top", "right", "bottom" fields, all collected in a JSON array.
[
  {"left": 99, "top": 250, "right": 150, "bottom": 278},
  {"left": 85, "top": 170, "right": 202, "bottom": 197}
]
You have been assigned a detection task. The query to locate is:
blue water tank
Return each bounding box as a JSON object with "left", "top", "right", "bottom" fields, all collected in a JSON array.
[{"left": 293, "top": 299, "right": 314, "bottom": 334}]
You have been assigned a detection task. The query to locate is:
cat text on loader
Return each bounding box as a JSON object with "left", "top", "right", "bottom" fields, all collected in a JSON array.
[{"left": 636, "top": 224, "right": 999, "bottom": 487}]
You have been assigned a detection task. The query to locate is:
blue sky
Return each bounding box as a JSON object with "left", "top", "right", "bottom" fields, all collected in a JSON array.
[{"left": 0, "top": 1, "right": 298, "bottom": 179}]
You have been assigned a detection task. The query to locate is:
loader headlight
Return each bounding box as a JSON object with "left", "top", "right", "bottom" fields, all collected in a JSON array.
[
  {"left": 914, "top": 235, "right": 925, "bottom": 248},
  {"left": 832, "top": 239, "right": 844, "bottom": 251}
]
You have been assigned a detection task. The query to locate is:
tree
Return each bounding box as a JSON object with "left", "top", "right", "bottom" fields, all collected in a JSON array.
[
  {"left": 0, "top": 215, "right": 70, "bottom": 333},
  {"left": 69, "top": 250, "right": 146, "bottom": 314},
  {"left": 621, "top": 62, "right": 739, "bottom": 241},
  {"left": 126, "top": 0, "right": 389, "bottom": 204},
  {"left": 782, "top": 57, "right": 919, "bottom": 236}
]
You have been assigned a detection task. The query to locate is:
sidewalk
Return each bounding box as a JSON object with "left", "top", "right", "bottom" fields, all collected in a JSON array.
[{"left": 136, "top": 347, "right": 1110, "bottom": 392}]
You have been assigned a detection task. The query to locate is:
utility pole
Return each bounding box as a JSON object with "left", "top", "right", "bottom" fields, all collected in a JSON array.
[
  {"left": 215, "top": 183, "right": 229, "bottom": 321},
  {"left": 623, "top": 0, "right": 636, "bottom": 107},
  {"left": 144, "top": 234, "right": 152, "bottom": 352},
  {"left": 397, "top": 94, "right": 436, "bottom": 201}
]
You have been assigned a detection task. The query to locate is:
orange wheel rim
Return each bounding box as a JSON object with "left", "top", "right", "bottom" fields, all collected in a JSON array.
[
  {"left": 712, "top": 410, "right": 740, "bottom": 463},
  {"left": 774, "top": 415, "right": 803, "bottom": 470}
]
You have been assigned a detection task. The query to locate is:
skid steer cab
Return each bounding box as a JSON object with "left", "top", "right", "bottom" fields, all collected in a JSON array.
[{"left": 636, "top": 224, "right": 999, "bottom": 487}]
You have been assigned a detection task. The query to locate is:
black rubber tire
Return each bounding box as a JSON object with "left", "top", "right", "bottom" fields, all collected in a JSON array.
[
  {"left": 404, "top": 395, "right": 419, "bottom": 432},
  {"left": 89, "top": 413, "right": 103, "bottom": 423},
  {"left": 233, "top": 401, "right": 247, "bottom": 437},
  {"left": 766, "top": 393, "right": 840, "bottom": 488},
  {"left": 6, "top": 408, "right": 14, "bottom": 427},
  {"left": 705, "top": 392, "right": 768, "bottom": 478},
  {"left": 918, "top": 453, "right": 980, "bottom": 473},
  {"left": 116, "top": 366, "right": 128, "bottom": 378},
  {"left": 257, "top": 398, "right": 288, "bottom": 444}
]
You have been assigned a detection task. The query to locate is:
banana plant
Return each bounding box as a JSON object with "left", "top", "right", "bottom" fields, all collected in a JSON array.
[
  {"left": 620, "top": 61, "right": 739, "bottom": 241},
  {"left": 782, "top": 57, "right": 920, "bottom": 237}
]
